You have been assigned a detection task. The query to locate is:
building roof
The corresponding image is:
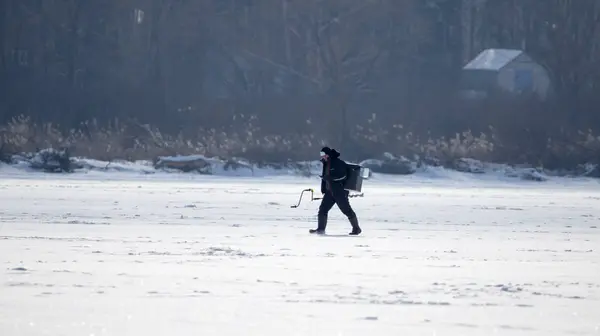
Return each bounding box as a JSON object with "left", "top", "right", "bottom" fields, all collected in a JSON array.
[{"left": 463, "top": 48, "right": 524, "bottom": 71}]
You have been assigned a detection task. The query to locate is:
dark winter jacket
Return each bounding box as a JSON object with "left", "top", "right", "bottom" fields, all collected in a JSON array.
[{"left": 320, "top": 148, "right": 348, "bottom": 193}]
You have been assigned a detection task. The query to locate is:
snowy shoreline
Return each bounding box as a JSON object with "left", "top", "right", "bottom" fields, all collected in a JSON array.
[
  {"left": 1, "top": 148, "right": 600, "bottom": 189},
  {"left": 2, "top": 157, "right": 600, "bottom": 192}
]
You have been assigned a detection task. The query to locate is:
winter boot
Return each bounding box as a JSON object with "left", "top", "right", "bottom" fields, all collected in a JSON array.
[
  {"left": 348, "top": 217, "right": 361, "bottom": 235},
  {"left": 309, "top": 215, "right": 327, "bottom": 234}
]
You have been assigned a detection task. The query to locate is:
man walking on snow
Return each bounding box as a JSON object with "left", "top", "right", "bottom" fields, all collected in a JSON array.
[{"left": 309, "top": 147, "right": 362, "bottom": 235}]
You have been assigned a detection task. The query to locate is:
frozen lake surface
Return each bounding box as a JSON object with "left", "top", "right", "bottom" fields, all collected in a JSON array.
[{"left": 0, "top": 173, "right": 599, "bottom": 336}]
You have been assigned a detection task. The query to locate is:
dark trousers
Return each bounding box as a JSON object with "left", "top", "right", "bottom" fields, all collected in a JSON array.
[{"left": 318, "top": 186, "right": 357, "bottom": 219}]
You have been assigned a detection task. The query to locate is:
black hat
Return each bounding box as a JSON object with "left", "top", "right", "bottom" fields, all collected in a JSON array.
[{"left": 320, "top": 146, "right": 340, "bottom": 158}]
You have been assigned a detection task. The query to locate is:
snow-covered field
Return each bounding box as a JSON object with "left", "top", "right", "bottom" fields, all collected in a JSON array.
[{"left": 1, "top": 171, "right": 599, "bottom": 336}]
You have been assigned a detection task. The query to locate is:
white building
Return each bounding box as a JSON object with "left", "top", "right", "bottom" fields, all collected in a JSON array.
[{"left": 461, "top": 48, "right": 551, "bottom": 100}]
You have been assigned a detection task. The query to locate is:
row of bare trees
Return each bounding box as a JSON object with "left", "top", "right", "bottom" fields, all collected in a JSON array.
[{"left": 1, "top": 0, "right": 599, "bottom": 161}]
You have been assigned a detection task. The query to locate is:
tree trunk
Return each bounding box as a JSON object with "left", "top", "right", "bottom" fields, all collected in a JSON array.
[
  {"left": 0, "top": 0, "right": 7, "bottom": 72},
  {"left": 282, "top": 0, "right": 292, "bottom": 66}
]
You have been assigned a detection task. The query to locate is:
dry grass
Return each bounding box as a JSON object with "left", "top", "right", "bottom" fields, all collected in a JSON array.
[
  {"left": 0, "top": 115, "right": 324, "bottom": 163},
  {"left": 2, "top": 112, "right": 600, "bottom": 171}
]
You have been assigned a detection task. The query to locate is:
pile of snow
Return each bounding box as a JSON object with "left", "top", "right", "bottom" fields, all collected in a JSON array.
[
  {"left": 153, "top": 155, "right": 322, "bottom": 177},
  {"left": 575, "top": 163, "right": 600, "bottom": 178},
  {"left": 358, "top": 153, "right": 552, "bottom": 182},
  {"left": 73, "top": 158, "right": 157, "bottom": 175},
  {"left": 10, "top": 148, "right": 72, "bottom": 173},
  {"left": 452, "top": 157, "right": 485, "bottom": 174},
  {"left": 359, "top": 152, "right": 417, "bottom": 175}
]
